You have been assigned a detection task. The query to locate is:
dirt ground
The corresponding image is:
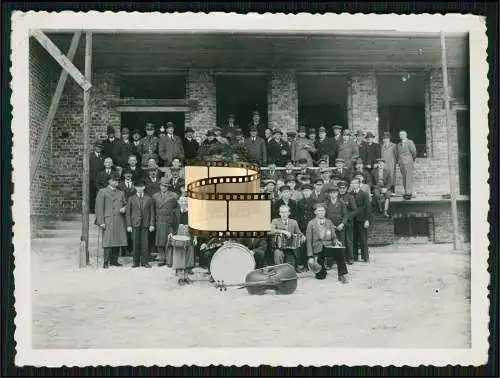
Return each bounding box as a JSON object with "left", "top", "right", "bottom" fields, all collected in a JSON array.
[{"left": 31, "top": 239, "right": 471, "bottom": 349}]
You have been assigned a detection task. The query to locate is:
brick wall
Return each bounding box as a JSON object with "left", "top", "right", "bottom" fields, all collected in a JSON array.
[
  {"left": 50, "top": 70, "right": 120, "bottom": 214},
  {"left": 349, "top": 73, "right": 379, "bottom": 138},
  {"left": 29, "top": 41, "right": 55, "bottom": 217},
  {"left": 186, "top": 70, "right": 216, "bottom": 140},
  {"left": 267, "top": 70, "right": 298, "bottom": 133}
]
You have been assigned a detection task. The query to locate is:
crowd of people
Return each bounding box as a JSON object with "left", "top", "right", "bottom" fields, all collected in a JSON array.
[{"left": 90, "top": 110, "right": 418, "bottom": 284}]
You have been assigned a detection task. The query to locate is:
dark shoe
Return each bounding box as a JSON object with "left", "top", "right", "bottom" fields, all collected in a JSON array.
[
  {"left": 103, "top": 264, "right": 109, "bottom": 269},
  {"left": 142, "top": 263, "right": 152, "bottom": 268},
  {"left": 362, "top": 257, "right": 370, "bottom": 262},
  {"left": 346, "top": 260, "right": 353, "bottom": 265},
  {"left": 158, "top": 262, "right": 167, "bottom": 267},
  {"left": 178, "top": 278, "right": 188, "bottom": 286},
  {"left": 187, "top": 268, "right": 194, "bottom": 275},
  {"left": 339, "top": 275, "right": 348, "bottom": 284},
  {"left": 132, "top": 264, "right": 140, "bottom": 268},
  {"left": 383, "top": 211, "right": 390, "bottom": 218},
  {"left": 111, "top": 262, "right": 122, "bottom": 267}
]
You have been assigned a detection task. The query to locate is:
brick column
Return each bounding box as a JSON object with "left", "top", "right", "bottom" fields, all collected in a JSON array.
[
  {"left": 267, "top": 70, "right": 298, "bottom": 133},
  {"left": 186, "top": 70, "right": 216, "bottom": 140},
  {"left": 92, "top": 71, "right": 120, "bottom": 139},
  {"left": 349, "top": 73, "right": 379, "bottom": 138}
]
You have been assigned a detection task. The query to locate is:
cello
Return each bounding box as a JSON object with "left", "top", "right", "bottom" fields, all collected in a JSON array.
[{"left": 215, "top": 263, "right": 298, "bottom": 295}]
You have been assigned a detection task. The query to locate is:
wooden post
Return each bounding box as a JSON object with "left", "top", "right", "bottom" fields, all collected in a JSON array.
[
  {"left": 440, "top": 30, "right": 461, "bottom": 251},
  {"left": 30, "top": 32, "right": 81, "bottom": 184},
  {"left": 80, "top": 31, "right": 92, "bottom": 267}
]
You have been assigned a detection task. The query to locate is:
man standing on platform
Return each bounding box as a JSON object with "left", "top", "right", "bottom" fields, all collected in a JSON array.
[
  {"left": 159, "top": 121, "right": 185, "bottom": 168},
  {"left": 131, "top": 129, "right": 143, "bottom": 163},
  {"left": 267, "top": 130, "right": 291, "bottom": 167},
  {"left": 360, "top": 132, "right": 381, "bottom": 173},
  {"left": 153, "top": 177, "right": 180, "bottom": 267},
  {"left": 351, "top": 178, "right": 371, "bottom": 262},
  {"left": 338, "top": 180, "right": 357, "bottom": 264},
  {"left": 381, "top": 132, "right": 397, "bottom": 192},
  {"left": 126, "top": 180, "right": 155, "bottom": 268},
  {"left": 244, "top": 125, "right": 267, "bottom": 165},
  {"left": 89, "top": 140, "right": 104, "bottom": 213},
  {"left": 117, "top": 128, "right": 136, "bottom": 169},
  {"left": 396, "top": 130, "right": 417, "bottom": 200},
  {"left": 95, "top": 172, "right": 128, "bottom": 268}
]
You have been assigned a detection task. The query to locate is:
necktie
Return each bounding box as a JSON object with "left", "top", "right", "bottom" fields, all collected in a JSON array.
[
  {"left": 253, "top": 138, "right": 255, "bottom": 142},
  {"left": 106, "top": 170, "right": 110, "bottom": 175}
]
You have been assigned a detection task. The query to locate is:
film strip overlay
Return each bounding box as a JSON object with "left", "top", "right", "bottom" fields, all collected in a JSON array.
[{"left": 185, "top": 160, "right": 272, "bottom": 238}]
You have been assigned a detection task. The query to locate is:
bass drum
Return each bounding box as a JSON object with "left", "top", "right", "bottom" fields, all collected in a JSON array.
[{"left": 210, "top": 242, "right": 256, "bottom": 286}]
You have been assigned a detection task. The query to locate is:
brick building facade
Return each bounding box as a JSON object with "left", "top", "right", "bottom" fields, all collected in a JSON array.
[{"left": 29, "top": 32, "right": 471, "bottom": 244}]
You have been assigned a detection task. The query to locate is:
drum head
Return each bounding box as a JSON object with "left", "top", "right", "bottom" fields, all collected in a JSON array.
[{"left": 210, "top": 243, "right": 256, "bottom": 285}]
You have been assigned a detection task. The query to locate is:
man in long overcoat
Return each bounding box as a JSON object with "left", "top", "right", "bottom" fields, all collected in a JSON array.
[
  {"left": 293, "top": 126, "right": 316, "bottom": 166},
  {"left": 267, "top": 130, "right": 291, "bottom": 166},
  {"left": 360, "top": 132, "right": 381, "bottom": 172},
  {"left": 89, "top": 140, "right": 104, "bottom": 213},
  {"left": 315, "top": 126, "right": 337, "bottom": 166},
  {"left": 244, "top": 125, "right": 267, "bottom": 165},
  {"left": 102, "top": 126, "right": 123, "bottom": 168},
  {"left": 95, "top": 172, "right": 128, "bottom": 268},
  {"left": 153, "top": 177, "right": 180, "bottom": 267},
  {"left": 183, "top": 127, "right": 200, "bottom": 161},
  {"left": 158, "top": 121, "right": 185, "bottom": 167}
]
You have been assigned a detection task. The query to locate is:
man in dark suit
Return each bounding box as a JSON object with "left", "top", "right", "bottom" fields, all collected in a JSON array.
[
  {"left": 102, "top": 126, "right": 122, "bottom": 168},
  {"left": 315, "top": 126, "right": 337, "bottom": 167},
  {"left": 131, "top": 129, "right": 143, "bottom": 163},
  {"left": 126, "top": 180, "right": 155, "bottom": 268},
  {"left": 351, "top": 178, "right": 371, "bottom": 262},
  {"left": 183, "top": 127, "right": 199, "bottom": 161},
  {"left": 244, "top": 125, "right": 267, "bottom": 165},
  {"left": 371, "top": 158, "right": 393, "bottom": 217},
  {"left": 331, "top": 158, "right": 351, "bottom": 183},
  {"left": 139, "top": 122, "right": 159, "bottom": 168},
  {"left": 267, "top": 130, "right": 291, "bottom": 167},
  {"left": 271, "top": 185, "right": 298, "bottom": 220},
  {"left": 332, "top": 125, "right": 343, "bottom": 149},
  {"left": 158, "top": 121, "right": 185, "bottom": 167},
  {"left": 95, "top": 157, "right": 116, "bottom": 191},
  {"left": 222, "top": 113, "right": 239, "bottom": 137},
  {"left": 270, "top": 204, "right": 303, "bottom": 270},
  {"left": 126, "top": 154, "right": 143, "bottom": 183},
  {"left": 144, "top": 166, "right": 161, "bottom": 198},
  {"left": 360, "top": 132, "right": 381, "bottom": 172},
  {"left": 338, "top": 180, "right": 357, "bottom": 264},
  {"left": 325, "top": 186, "right": 348, "bottom": 268},
  {"left": 168, "top": 167, "right": 184, "bottom": 195},
  {"left": 89, "top": 140, "right": 104, "bottom": 213},
  {"left": 117, "top": 128, "right": 136, "bottom": 168},
  {"left": 119, "top": 167, "right": 136, "bottom": 255},
  {"left": 248, "top": 110, "right": 266, "bottom": 138}
]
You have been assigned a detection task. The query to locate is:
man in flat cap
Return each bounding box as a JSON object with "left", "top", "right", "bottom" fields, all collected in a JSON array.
[
  {"left": 332, "top": 158, "right": 352, "bottom": 183},
  {"left": 102, "top": 126, "right": 123, "bottom": 168},
  {"left": 139, "top": 122, "right": 159, "bottom": 168},
  {"left": 338, "top": 180, "right": 357, "bottom": 264},
  {"left": 337, "top": 129, "right": 359, "bottom": 170},
  {"left": 95, "top": 171, "right": 127, "bottom": 268},
  {"left": 381, "top": 131, "right": 397, "bottom": 192},
  {"left": 89, "top": 140, "right": 105, "bottom": 213},
  {"left": 372, "top": 158, "right": 393, "bottom": 217},
  {"left": 267, "top": 129, "right": 291, "bottom": 166},
  {"left": 248, "top": 109, "right": 266, "bottom": 138},
  {"left": 311, "top": 178, "right": 327, "bottom": 203},
  {"left": 153, "top": 177, "right": 180, "bottom": 267},
  {"left": 396, "top": 130, "right": 417, "bottom": 199},
  {"left": 183, "top": 127, "right": 200, "bottom": 161},
  {"left": 293, "top": 126, "right": 316, "bottom": 166},
  {"left": 315, "top": 126, "right": 337, "bottom": 167},
  {"left": 159, "top": 121, "right": 185, "bottom": 168},
  {"left": 241, "top": 125, "right": 265, "bottom": 165},
  {"left": 272, "top": 184, "right": 298, "bottom": 220},
  {"left": 360, "top": 132, "right": 381, "bottom": 173}
]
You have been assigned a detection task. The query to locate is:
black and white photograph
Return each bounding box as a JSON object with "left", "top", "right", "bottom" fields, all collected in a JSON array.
[{"left": 11, "top": 12, "right": 489, "bottom": 367}]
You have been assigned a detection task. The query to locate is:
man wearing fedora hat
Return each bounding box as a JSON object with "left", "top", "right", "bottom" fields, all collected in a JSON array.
[
  {"left": 102, "top": 126, "right": 123, "bottom": 168},
  {"left": 202, "top": 130, "right": 218, "bottom": 146},
  {"left": 183, "top": 127, "right": 200, "bottom": 161},
  {"left": 222, "top": 113, "right": 239, "bottom": 137},
  {"left": 244, "top": 125, "right": 267, "bottom": 165},
  {"left": 337, "top": 129, "right": 359, "bottom": 170},
  {"left": 159, "top": 121, "right": 185, "bottom": 168},
  {"left": 139, "top": 122, "right": 159, "bottom": 168},
  {"left": 293, "top": 126, "right": 316, "bottom": 166},
  {"left": 360, "top": 132, "right": 381, "bottom": 172},
  {"left": 267, "top": 129, "right": 291, "bottom": 166},
  {"left": 152, "top": 177, "right": 180, "bottom": 267},
  {"left": 381, "top": 131, "right": 397, "bottom": 192},
  {"left": 89, "top": 140, "right": 105, "bottom": 213},
  {"left": 116, "top": 128, "right": 136, "bottom": 169}
]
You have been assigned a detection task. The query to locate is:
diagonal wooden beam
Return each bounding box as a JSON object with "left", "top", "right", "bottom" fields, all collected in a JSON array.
[
  {"left": 31, "top": 29, "right": 91, "bottom": 91},
  {"left": 30, "top": 31, "right": 82, "bottom": 184}
]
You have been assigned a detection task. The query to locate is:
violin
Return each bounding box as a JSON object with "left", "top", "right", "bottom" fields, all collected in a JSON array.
[{"left": 215, "top": 263, "right": 298, "bottom": 295}]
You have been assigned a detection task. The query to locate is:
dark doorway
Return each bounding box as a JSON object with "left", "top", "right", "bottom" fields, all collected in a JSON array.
[
  {"left": 120, "top": 74, "right": 187, "bottom": 99},
  {"left": 215, "top": 74, "right": 268, "bottom": 135},
  {"left": 456, "top": 109, "right": 470, "bottom": 195},
  {"left": 393, "top": 214, "right": 432, "bottom": 243},
  {"left": 297, "top": 74, "right": 348, "bottom": 136},
  {"left": 121, "top": 112, "right": 186, "bottom": 139}
]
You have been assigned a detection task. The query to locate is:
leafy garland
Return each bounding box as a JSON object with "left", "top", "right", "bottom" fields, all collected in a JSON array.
[{"left": 196, "top": 142, "right": 252, "bottom": 162}]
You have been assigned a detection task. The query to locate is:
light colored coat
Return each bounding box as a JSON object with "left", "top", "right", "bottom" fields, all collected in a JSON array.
[
  {"left": 158, "top": 134, "right": 185, "bottom": 166},
  {"left": 95, "top": 186, "right": 128, "bottom": 247},
  {"left": 293, "top": 136, "right": 316, "bottom": 166},
  {"left": 306, "top": 218, "right": 337, "bottom": 257},
  {"left": 152, "top": 191, "right": 179, "bottom": 246}
]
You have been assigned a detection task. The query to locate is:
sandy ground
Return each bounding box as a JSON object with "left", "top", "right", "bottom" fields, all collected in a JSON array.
[{"left": 31, "top": 238, "right": 471, "bottom": 349}]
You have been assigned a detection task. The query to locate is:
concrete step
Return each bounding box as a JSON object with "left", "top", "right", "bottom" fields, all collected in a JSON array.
[
  {"left": 35, "top": 228, "right": 83, "bottom": 239},
  {"left": 41, "top": 220, "right": 83, "bottom": 230}
]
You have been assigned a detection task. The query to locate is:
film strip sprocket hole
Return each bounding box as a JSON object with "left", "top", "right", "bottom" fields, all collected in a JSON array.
[{"left": 185, "top": 160, "right": 271, "bottom": 238}]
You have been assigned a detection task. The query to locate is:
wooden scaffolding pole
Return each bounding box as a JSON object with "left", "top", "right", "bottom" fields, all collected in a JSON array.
[
  {"left": 440, "top": 30, "right": 461, "bottom": 251},
  {"left": 80, "top": 31, "right": 93, "bottom": 267}
]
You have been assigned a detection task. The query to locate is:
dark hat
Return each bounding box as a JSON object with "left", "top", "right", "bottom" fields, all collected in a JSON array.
[
  {"left": 355, "top": 158, "right": 364, "bottom": 166},
  {"left": 333, "top": 125, "right": 343, "bottom": 130},
  {"left": 354, "top": 173, "right": 365, "bottom": 180},
  {"left": 314, "top": 178, "right": 324, "bottom": 184},
  {"left": 376, "top": 158, "right": 385, "bottom": 163},
  {"left": 166, "top": 121, "right": 174, "bottom": 128},
  {"left": 318, "top": 157, "right": 327, "bottom": 164},
  {"left": 355, "top": 130, "right": 364, "bottom": 137},
  {"left": 94, "top": 140, "right": 103, "bottom": 148},
  {"left": 228, "top": 113, "right": 235, "bottom": 119},
  {"left": 273, "top": 129, "right": 282, "bottom": 135},
  {"left": 132, "top": 128, "right": 141, "bottom": 135},
  {"left": 285, "top": 175, "right": 296, "bottom": 183},
  {"left": 145, "top": 122, "right": 154, "bottom": 130},
  {"left": 335, "top": 158, "right": 345, "bottom": 164},
  {"left": 160, "top": 177, "right": 170, "bottom": 186},
  {"left": 106, "top": 126, "right": 115, "bottom": 134},
  {"left": 337, "top": 180, "right": 349, "bottom": 188},
  {"left": 170, "top": 167, "right": 180, "bottom": 172},
  {"left": 298, "top": 126, "right": 306, "bottom": 132},
  {"left": 342, "top": 129, "right": 352, "bottom": 136},
  {"left": 109, "top": 171, "right": 120, "bottom": 181},
  {"left": 318, "top": 126, "right": 326, "bottom": 132},
  {"left": 313, "top": 202, "right": 327, "bottom": 210},
  {"left": 300, "top": 174, "right": 311, "bottom": 181},
  {"left": 249, "top": 125, "right": 258, "bottom": 131},
  {"left": 298, "top": 158, "right": 308, "bottom": 164},
  {"left": 326, "top": 185, "right": 339, "bottom": 193},
  {"left": 301, "top": 183, "right": 314, "bottom": 191},
  {"left": 134, "top": 180, "right": 146, "bottom": 187},
  {"left": 213, "top": 127, "right": 222, "bottom": 132},
  {"left": 366, "top": 132, "right": 375, "bottom": 138},
  {"left": 287, "top": 131, "right": 297, "bottom": 137},
  {"left": 383, "top": 131, "right": 391, "bottom": 138},
  {"left": 279, "top": 185, "right": 291, "bottom": 192},
  {"left": 121, "top": 127, "right": 130, "bottom": 134},
  {"left": 206, "top": 130, "right": 215, "bottom": 136},
  {"left": 185, "top": 127, "right": 195, "bottom": 134},
  {"left": 122, "top": 167, "right": 132, "bottom": 175},
  {"left": 264, "top": 179, "right": 276, "bottom": 186},
  {"left": 319, "top": 168, "right": 331, "bottom": 175}
]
